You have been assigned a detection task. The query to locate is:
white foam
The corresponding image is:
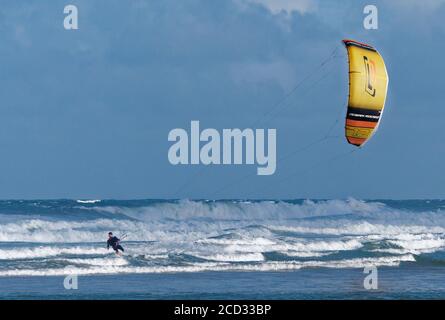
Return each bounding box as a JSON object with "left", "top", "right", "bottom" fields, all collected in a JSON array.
[
  {"left": 223, "top": 239, "right": 362, "bottom": 253},
  {"left": 62, "top": 257, "right": 129, "bottom": 266},
  {"left": 76, "top": 200, "right": 101, "bottom": 204},
  {"left": 0, "top": 247, "right": 108, "bottom": 260},
  {"left": 0, "top": 199, "right": 442, "bottom": 277},
  {"left": 1, "top": 199, "right": 445, "bottom": 244},
  {"left": 0, "top": 254, "right": 416, "bottom": 277},
  {"left": 199, "top": 237, "right": 275, "bottom": 246},
  {"left": 269, "top": 223, "right": 445, "bottom": 237},
  {"left": 283, "top": 251, "right": 332, "bottom": 258},
  {"left": 0, "top": 219, "right": 149, "bottom": 242},
  {"left": 142, "top": 254, "right": 169, "bottom": 259},
  {"left": 195, "top": 253, "right": 265, "bottom": 262},
  {"left": 92, "top": 198, "right": 390, "bottom": 221},
  {"left": 389, "top": 238, "right": 445, "bottom": 251}
]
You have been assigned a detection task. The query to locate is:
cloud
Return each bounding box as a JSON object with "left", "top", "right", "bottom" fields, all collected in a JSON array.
[
  {"left": 388, "top": 0, "right": 445, "bottom": 12},
  {"left": 243, "top": 0, "right": 317, "bottom": 15}
]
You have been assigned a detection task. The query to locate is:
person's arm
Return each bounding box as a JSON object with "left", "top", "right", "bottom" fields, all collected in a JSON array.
[{"left": 107, "top": 239, "right": 110, "bottom": 249}]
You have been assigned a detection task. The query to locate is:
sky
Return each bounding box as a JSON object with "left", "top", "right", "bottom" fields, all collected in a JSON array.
[{"left": 0, "top": 0, "right": 444, "bottom": 200}]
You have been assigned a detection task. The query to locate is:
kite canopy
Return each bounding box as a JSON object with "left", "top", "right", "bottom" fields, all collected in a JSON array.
[{"left": 343, "top": 39, "right": 389, "bottom": 147}]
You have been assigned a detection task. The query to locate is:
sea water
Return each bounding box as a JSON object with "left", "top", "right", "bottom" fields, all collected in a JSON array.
[{"left": 0, "top": 199, "right": 444, "bottom": 299}]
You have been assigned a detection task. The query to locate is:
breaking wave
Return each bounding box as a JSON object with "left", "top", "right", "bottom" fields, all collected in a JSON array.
[{"left": 0, "top": 198, "right": 444, "bottom": 276}]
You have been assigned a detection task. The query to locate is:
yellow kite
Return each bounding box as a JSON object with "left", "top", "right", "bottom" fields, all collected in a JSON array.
[{"left": 343, "top": 39, "right": 389, "bottom": 147}]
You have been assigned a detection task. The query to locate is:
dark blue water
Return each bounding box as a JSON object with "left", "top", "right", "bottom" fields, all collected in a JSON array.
[
  {"left": 0, "top": 199, "right": 444, "bottom": 299},
  {"left": 1, "top": 266, "right": 444, "bottom": 300}
]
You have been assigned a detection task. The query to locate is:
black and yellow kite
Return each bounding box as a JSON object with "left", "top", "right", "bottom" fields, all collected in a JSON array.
[{"left": 343, "top": 39, "right": 389, "bottom": 147}]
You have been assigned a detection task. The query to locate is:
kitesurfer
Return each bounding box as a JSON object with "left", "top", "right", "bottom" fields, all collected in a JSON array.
[{"left": 107, "top": 232, "right": 124, "bottom": 254}]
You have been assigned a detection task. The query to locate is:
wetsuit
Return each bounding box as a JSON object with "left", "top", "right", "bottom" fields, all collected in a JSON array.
[{"left": 107, "top": 236, "right": 124, "bottom": 253}]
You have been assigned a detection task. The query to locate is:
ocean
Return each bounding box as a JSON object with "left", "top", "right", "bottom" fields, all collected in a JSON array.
[{"left": 0, "top": 199, "right": 444, "bottom": 299}]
